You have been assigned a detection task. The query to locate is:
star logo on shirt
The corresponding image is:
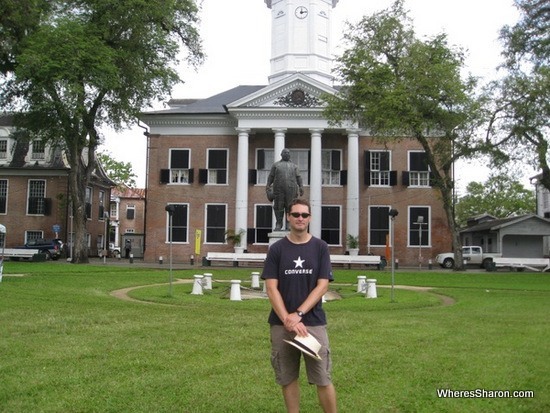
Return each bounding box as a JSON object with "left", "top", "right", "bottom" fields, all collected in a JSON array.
[{"left": 293, "top": 256, "right": 305, "bottom": 268}]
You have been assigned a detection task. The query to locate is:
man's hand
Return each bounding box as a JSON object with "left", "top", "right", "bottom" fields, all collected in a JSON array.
[{"left": 284, "top": 313, "right": 308, "bottom": 337}]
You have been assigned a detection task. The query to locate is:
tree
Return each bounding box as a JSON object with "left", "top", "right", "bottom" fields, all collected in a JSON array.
[
  {"left": 487, "top": 0, "right": 550, "bottom": 190},
  {"left": 98, "top": 152, "right": 137, "bottom": 189},
  {"left": 324, "top": 0, "right": 486, "bottom": 270},
  {"left": 455, "top": 174, "right": 536, "bottom": 227},
  {"left": 0, "top": 0, "right": 203, "bottom": 263}
]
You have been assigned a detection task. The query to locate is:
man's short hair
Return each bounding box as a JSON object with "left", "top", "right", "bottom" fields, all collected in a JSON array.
[{"left": 288, "top": 198, "right": 310, "bottom": 213}]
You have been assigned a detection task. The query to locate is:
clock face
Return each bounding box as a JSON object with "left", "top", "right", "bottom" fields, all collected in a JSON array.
[{"left": 295, "top": 6, "right": 308, "bottom": 19}]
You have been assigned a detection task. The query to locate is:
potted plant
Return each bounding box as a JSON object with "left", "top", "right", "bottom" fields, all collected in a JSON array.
[
  {"left": 225, "top": 229, "right": 246, "bottom": 253},
  {"left": 346, "top": 234, "right": 360, "bottom": 256}
]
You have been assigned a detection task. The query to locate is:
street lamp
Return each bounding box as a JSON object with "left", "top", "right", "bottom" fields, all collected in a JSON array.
[
  {"left": 388, "top": 208, "right": 398, "bottom": 302},
  {"left": 416, "top": 216, "right": 426, "bottom": 269},
  {"left": 165, "top": 205, "right": 176, "bottom": 296}
]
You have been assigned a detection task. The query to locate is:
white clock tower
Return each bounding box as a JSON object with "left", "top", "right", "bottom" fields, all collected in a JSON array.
[{"left": 264, "top": 0, "right": 339, "bottom": 85}]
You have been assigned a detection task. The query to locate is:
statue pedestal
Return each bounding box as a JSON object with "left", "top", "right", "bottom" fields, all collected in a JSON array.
[{"left": 268, "top": 231, "right": 288, "bottom": 246}]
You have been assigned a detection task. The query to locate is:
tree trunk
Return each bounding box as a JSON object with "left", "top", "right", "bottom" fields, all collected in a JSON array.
[
  {"left": 440, "top": 185, "right": 464, "bottom": 271},
  {"left": 68, "top": 162, "right": 90, "bottom": 264}
]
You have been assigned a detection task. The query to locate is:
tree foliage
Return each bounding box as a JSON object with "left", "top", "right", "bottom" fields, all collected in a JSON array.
[
  {"left": 487, "top": 0, "right": 550, "bottom": 190},
  {"left": 0, "top": 0, "right": 203, "bottom": 263},
  {"left": 324, "top": 0, "right": 486, "bottom": 270},
  {"left": 98, "top": 152, "right": 137, "bottom": 189},
  {"left": 455, "top": 174, "right": 536, "bottom": 227}
]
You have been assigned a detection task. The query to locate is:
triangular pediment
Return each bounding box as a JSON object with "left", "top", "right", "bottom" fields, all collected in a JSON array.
[{"left": 227, "top": 73, "right": 337, "bottom": 110}]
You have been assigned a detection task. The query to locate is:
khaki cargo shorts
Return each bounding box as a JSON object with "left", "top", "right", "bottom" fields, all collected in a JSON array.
[{"left": 269, "top": 324, "right": 333, "bottom": 386}]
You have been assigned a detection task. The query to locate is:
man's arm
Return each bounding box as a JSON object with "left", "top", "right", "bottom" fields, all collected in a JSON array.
[
  {"left": 265, "top": 278, "right": 290, "bottom": 323},
  {"left": 284, "top": 278, "right": 329, "bottom": 336}
]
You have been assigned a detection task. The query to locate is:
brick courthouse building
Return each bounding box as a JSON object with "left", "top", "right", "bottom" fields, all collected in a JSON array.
[{"left": 140, "top": 0, "right": 452, "bottom": 266}]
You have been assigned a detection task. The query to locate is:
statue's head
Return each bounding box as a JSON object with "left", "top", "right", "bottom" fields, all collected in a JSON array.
[{"left": 281, "top": 148, "right": 291, "bottom": 161}]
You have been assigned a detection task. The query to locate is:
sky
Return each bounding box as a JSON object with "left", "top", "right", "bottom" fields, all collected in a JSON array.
[{"left": 100, "top": 0, "right": 524, "bottom": 189}]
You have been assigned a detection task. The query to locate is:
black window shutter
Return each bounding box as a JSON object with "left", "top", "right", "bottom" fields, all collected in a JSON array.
[
  {"left": 160, "top": 169, "right": 170, "bottom": 184},
  {"left": 249, "top": 169, "right": 257, "bottom": 185},
  {"left": 199, "top": 169, "right": 208, "bottom": 184},
  {"left": 390, "top": 171, "right": 397, "bottom": 186},
  {"left": 402, "top": 171, "right": 410, "bottom": 186},
  {"left": 340, "top": 170, "right": 347, "bottom": 186},
  {"left": 44, "top": 198, "right": 52, "bottom": 216},
  {"left": 364, "top": 151, "right": 371, "bottom": 185},
  {"left": 189, "top": 169, "right": 194, "bottom": 183}
]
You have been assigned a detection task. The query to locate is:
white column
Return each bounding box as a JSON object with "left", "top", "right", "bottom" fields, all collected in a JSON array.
[
  {"left": 273, "top": 128, "right": 286, "bottom": 161},
  {"left": 347, "top": 129, "right": 360, "bottom": 243},
  {"left": 309, "top": 129, "right": 323, "bottom": 238},
  {"left": 235, "top": 128, "right": 250, "bottom": 248}
]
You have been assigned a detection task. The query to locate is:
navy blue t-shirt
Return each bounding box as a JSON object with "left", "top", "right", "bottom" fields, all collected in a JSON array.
[{"left": 261, "top": 236, "right": 333, "bottom": 326}]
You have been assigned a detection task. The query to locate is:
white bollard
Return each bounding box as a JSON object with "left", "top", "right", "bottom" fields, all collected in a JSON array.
[
  {"left": 230, "top": 280, "right": 242, "bottom": 301},
  {"left": 357, "top": 275, "right": 367, "bottom": 293},
  {"left": 251, "top": 271, "right": 260, "bottom": 289},
  {"left": 203, "top": 273, "right": 213, "bottom": 290},
  {"left": 365, "top": 279, "right": 378, "bottom": 299},
  {"left": 191, "top": 275, "right": 204, "bottom": 295}
]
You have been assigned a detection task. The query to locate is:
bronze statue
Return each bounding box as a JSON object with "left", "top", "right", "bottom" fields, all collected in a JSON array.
[{"left": 266, "top": 148, "right": 304, "bottom": 231}]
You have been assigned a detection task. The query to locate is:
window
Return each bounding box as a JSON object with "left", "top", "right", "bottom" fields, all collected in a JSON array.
[
  {"left": 321, "top": 206, "right": 341, "bottom": 245},
  {"left": 167, "top": 204, "right": 188, "bottom": 243},
  {"left": 170, "top": 149, "right": 191, "bottom": 184},
  {"left": 85, "top": 187, "right": 92, "bottom": 219},
  {"left": 407, "top": 152, "right": 430, "bottom": 187},
  {"left": 126, "top": 205, "right": 135, "bottom": 220},
  {"left": 256, "top": 150, "right": 275, "bottom": 185},
  {"left": 292, "top": 150, "right": 309, "bottom": 185},
  {"left": 205, "top": 204, "right": 226, "bottom": 243},
  {"left": 98, "top": 190, "right": 105, "bottom": 219},
  {"left": 409, "top": 207, "right": 430, "bottom": 246},
  {"left": 0, "top": 140, "right": 7, "bottom": 159},
  {"left": 110, "top": 203, "right": 118, "bottom": 220},
  {"left": 255, "top": 205, "right": 273, "bottom": 243},
  {"left": 207, "top": 149, "right": 228, "bottom": 184},
  {"left": 0, "top": 179, "right": 7, "bottom": 214},
  {"left": 256, "top": 149, "right": 310, "bottom": 185},
  {"left": 322, "top": 150, "right": 341, "bottom": 185},
  {"left": 31, "top": 139, "right": 45, "bottom": 160},
  {"left": 25, "top": 231, "right": 43, "bottom": 243},
  {"left": 369, "top": 151, "right": 391, "bottom": 186},
  {"left": 27, "top": 180, "right": 46, "bottom": 215},
  {"left": 369, "top": 206, "right": 390, "bottom": 246},
  {"left": 97, "top": 234, "right": 104, "bottom": 250}
]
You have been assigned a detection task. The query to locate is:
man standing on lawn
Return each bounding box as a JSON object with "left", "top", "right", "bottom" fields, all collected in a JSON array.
[{"left": 261, "top": 198, "right": 337, "bottom": 413}]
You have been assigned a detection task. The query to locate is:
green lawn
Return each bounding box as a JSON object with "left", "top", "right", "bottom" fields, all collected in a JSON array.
[{"left": 0, "top": 262, "right": 548, "bottom": 412}]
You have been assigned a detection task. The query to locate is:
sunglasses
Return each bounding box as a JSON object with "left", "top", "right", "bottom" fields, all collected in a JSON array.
[{"left": 289, "top": 212, "right": 311, "bottom": 218}]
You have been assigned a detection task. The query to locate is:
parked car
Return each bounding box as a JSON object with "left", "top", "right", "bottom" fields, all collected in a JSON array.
[
  {"left": 435, "top": 246, "right": 501, "bottom": 269},
  {"left": 109, "top": 243, "right": 121, "bottom": 258},
  {"left": 98, "top": 242, "right": 121, "bottom": 258},
  {"left": 17, "top": 238, "right": 63, "bottom": 260}
]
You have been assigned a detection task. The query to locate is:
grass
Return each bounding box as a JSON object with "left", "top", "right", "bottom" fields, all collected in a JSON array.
[{"left": 0, "top": 261, "right": 549, "bottom": 412}]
